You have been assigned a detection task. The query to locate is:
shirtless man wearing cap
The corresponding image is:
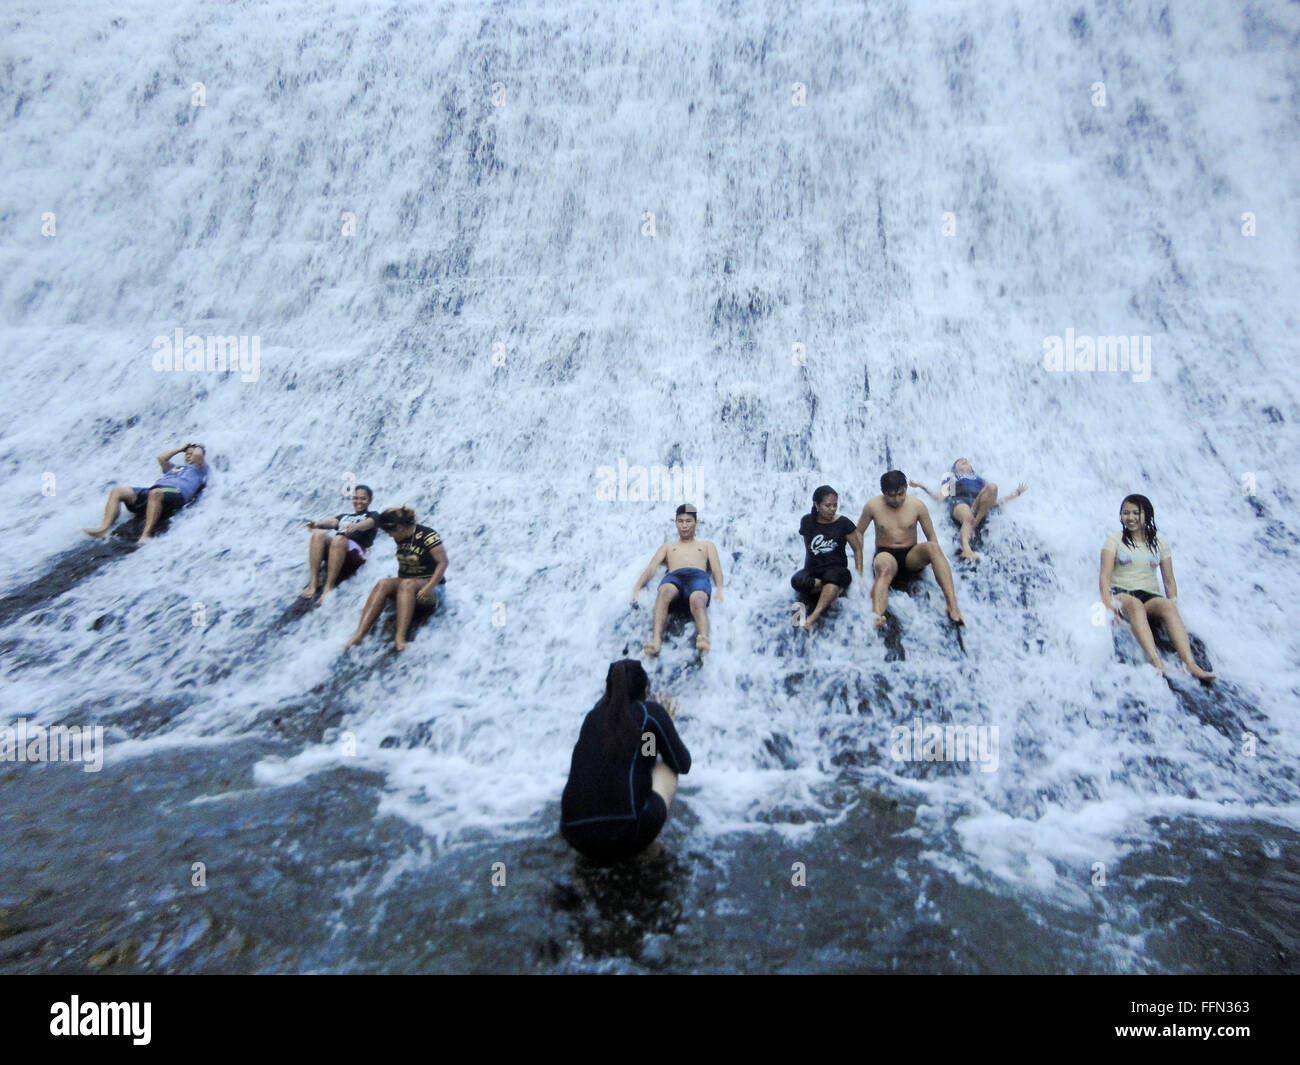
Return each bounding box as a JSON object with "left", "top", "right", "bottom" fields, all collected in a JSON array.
[{"left": 631, "top": 504, "right": 725, "bottom": 655}]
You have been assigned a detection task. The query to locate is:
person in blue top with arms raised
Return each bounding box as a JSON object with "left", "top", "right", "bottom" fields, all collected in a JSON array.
[
  {"left": 83, "top": 442, "right": 210, "bottom": 545},
  {"left": 910, "top": 457, "right": 1026, "bottom": 560},
  {"left": 1100, "top": 493, "right": 1214, "bottom": 682}
]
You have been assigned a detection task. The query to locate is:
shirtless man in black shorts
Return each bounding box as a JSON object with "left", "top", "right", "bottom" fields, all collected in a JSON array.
[{"left": 853, "top": 470, "right": 963, "bottom": 629}]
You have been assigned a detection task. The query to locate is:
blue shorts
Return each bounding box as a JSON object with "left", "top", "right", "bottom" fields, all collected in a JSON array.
[{"left": 660, "top": 567, "right": 711, "bottom": 607}]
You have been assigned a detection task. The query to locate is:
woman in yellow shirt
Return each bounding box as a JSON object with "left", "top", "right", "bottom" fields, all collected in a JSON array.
[{"left": 1099, "top": 494, "right": 1214, "bottom": 681}]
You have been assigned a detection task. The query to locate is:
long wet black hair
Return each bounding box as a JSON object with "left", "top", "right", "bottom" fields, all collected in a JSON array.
[
  {"left": 1120, "top": 494, "right": 1159, "bottom": 551},
  {"left": 600, "top": 659, "right": 649, "bottom": 756},
  {"left": 811, "top": 485, "right": 837, "bottom": 515}
]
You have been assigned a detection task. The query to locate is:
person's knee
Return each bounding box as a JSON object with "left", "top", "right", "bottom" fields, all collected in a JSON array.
[
  {"left": 689, "top": 591, "right": 708, "bottom": 609},
  {"left": 983, "top": 481, "right": 999, "bottom": 498},
  {"left": 874, "top": 560, "right": 895, "bottom": 580},
  {"left": 327, "top": 534, "right": 348, "bottom": 552},
  {"left": 148, "top": 487, "right": 165, "bottom": 502}
]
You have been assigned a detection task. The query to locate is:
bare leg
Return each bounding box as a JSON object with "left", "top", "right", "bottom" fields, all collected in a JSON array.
[
  {"left": 913, "top": 543, "right": 963, "bottom": 624},
  {"left": 394, "top": 578, "right": 428, "bottom": 651},
  {"left": 137, "top": 488, "right": 166, "bottom": 544},
  {"left": 321, "top": 536, "right": 351, "bottom": 596},
  {"left": 650, "top": 759, "right": 678, "bottom": 808},
  {"left": 969, "top": 482, "right": 999, "bottom": 531},
  {"left": 951, "top": 501, "right": 977, "bottom": 560},
  {"left": 1117, "top": 594, "right": 1165, "bottom": 674},
  {"left": 803, "top": 582, "right": 842, "bottom": 629},
  {"left": 344, "top": 578, "right": 398, "bottom": 649},
  {"left": 84, "top": 486, "right": 136, "bottom": 537},
  {"left": 871, "top": 553, "right": 895, "bottom": 628},
  {"left": 689, "top": 590, "right": 710, "bottom": 651},
  {"left": 644, "top": 584, "right": 678, "bottom": 655},
  {"left": 1145, "top": 598, "right": 1215, "bottom": 680},
  {"left": 302, "top": 530, "right": 330, "bottom": 597}
]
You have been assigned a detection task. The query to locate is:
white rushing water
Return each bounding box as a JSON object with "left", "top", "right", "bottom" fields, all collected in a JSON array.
[{"left": 2, "top": 0, "right": 1298, "bottom": 913}]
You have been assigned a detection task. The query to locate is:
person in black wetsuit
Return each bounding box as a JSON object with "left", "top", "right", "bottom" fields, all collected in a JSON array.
[
  {"left": 301, "top": 484, "right": 379, "bottom": 599},
  {"left": 343, "top": 505, "right": 448, "bottom": 652},
  {"left": 791, "top": 484, "right": 863, "bottom": 630},
  {"left": 560, "top": 659, "right": 691, "bottom": 862}
]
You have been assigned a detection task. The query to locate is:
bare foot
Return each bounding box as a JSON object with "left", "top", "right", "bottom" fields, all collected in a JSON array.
[
  {"left": 873, "top": 612, "right": 887, "bottom": 629},
  {"left": 959, "top": 548, "right": 980, "bottom": 561},
  {"left": 301, "top": 585, "right": 318, "bottom": 599},
  {"left": 947, "top": 605, "right": 964, "bottom": 625},
  {"left": 83, "top": 527, "right": 110, "bottom": 539},
  {"left": 135, "top": 535, "right": 151, "bottom": 546},
  {"left": 695, "top": 634, "right": 710, "bottom": 653},
  {"left": 1185, "top": 661, "right": 1216, "bottom": 682},
  {"left": 342, "top": 635, "right": 363, "bottom": 651},
  {"left": 799, "top": 618, "right": 815, "bottom": 632},
  {"left": 1148, "top": 659, "right": 1167, "bottom": 675},
  {"left": 394, "top": 638, "right": 407, "bottom": 652},
  {"left": 642, "top": 640, "right": 661, "bottom": 656}
]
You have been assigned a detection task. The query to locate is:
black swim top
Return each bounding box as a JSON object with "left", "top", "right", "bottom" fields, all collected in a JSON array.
[{"left": 560, "top": 700, "right": 691, "bottom": 827}]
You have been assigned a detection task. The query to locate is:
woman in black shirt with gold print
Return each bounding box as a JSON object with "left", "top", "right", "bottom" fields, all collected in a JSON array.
[{"left": 344, "top": 506, "right": 448, "bottom": 652}]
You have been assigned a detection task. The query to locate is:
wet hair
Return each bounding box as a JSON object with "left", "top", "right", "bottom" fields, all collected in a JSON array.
[
  {"left": 811, "top": 485, "right": 837, "bottom": 514},
  {"left": 951, "top": 458, "right": 971, "bottom": 475},
  {"left": 1120, "top": 494, "right": 1159, "bottom": 552},
  {"left": 599, "top": 659, "right": 649, "bottom": 757},
  {"left": 355, "top": 484, "right": 373, "bottom": 503},
  {"left": 675, "top": 503, "right": 698, "bottom": 520},
  {"left": 376, "top": 505, "right": 416, "bottom": 531},
  {"left": 881, "top": 470, "right": 907, "bottom": 493}
]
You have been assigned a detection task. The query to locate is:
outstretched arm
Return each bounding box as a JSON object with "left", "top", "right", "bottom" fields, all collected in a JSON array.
[
  {"left": 631, "top": 544, "right": 668, "bottom": 601},
  {"left": 909, "top": 477, "right": 948, "bottom": 503},
  {"left": 706, "top": 542, "right": 724, "bottom": 602},
  {"left": 995, "top": 483, "right": 1028, "bottom": 508},
  {"left": 305, "top": 517, "right": 341, "bottom": 530}
]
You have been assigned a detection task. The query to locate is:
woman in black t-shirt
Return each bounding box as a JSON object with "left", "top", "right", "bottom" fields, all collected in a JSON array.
[
  {"left": 301, "top": 484, "right": 379, "bottom": 599},
  {"left": 343, "top": 505, "right": 448, "bottom": 652},
  {"left": 791, "top": 485, "right": 862, "bottom": 630}
]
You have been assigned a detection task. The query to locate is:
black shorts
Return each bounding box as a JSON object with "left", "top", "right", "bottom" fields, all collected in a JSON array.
[
  {"left": 561, "top": 793, "right": 669, "bottom": 863},
  {"left": 947, "top": 493, "right": 978, "bottom": 521},
  {"left": 1111, "top": 586, "right": 1157, "bottom": 604},
  {"left": 878, "top": 547, "right": 920, "bottom": 587},
  {"left": 126, "top": 486, "right": 186, "bottom": 518},
  {"left": 791, "top": 566, "right": 852, "bottom": 596}
]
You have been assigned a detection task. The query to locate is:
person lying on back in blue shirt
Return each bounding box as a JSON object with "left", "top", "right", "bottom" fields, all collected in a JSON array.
[{"left": 84, "top": 442, "right": 210, "bottom": 545}]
